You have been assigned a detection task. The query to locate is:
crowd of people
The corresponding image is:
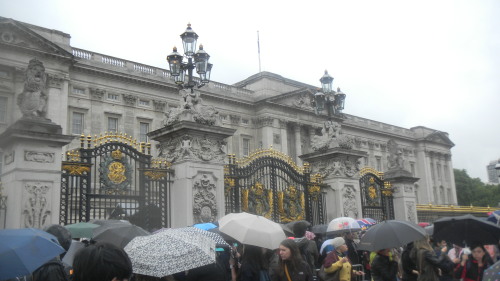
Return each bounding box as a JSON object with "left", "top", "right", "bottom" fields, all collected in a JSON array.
[{"left": 6, "top": 221, "right": 500, "bottom": 281}]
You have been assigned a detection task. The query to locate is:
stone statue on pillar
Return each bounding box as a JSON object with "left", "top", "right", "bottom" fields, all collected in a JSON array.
[
  {"left": 164, "top": 88, "right": 219, "bottom": 126},
  {"left": 17, "top": 58, "right": 49, "bottom": 120},
  {"left": 311, "top": 120, "right": 354, "bottom": 151},
  {"left": 387, "top": 139, "right": 405, "bottom": 171}
]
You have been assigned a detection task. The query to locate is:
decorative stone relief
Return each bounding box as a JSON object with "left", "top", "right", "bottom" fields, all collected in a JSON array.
[
  {"left": 4, "top": 150, "right": 14, "bottom": 165},
  {"left": 311, "top": 120, "right": 354, "bottom": 151},
  {"left": 406, "top": 201, "right": 416, "bottom": 222},
  {"left": 291, "top": 93, "right": 312, "bottom": 110},
  {"left": 278, "top": 119, "right": 288, "bottom": 129},
  {"left": 310, "top": 155, "right": 362, "bottom": 179},
  {"left": 387, "top": 139, "right": 405, "bottom": 171},
  {"left": 254, "top": 117, "right": 274, "bottom": 128},
  {"left": 17, "top": 58, "right": 48, "bottom": 119},
  {"left": 193, "top": 174, "right": 217, "bottom": 223},
  {"left": 229, "top": 115, "right": 241, "bottom": 125},
  {"left": 273, "top": 133, "right": 281, "bottom": 144},
  {"left": 122, "top": 94, "right": 137, "bottom": 106},
  {"left": 24, "top": 151, "right": 54, "bottom": 163},
  {"left": 89, "top": 87, "right": 105, "bottom": 100},
  {"left": 153, "top": 99, "right": 167, "bottom": 112},
  {"left": 404, "top": 185, "right": 414, "bottom": 193},
  {"left": 157, "top": 134, "right": 227, "bottom": 163},
  {"left": 47, "top": 73, "right": 63, "bottom": 89},
  {"left": 342, "top": 185, "right": 359, "bottom": 218},
  {"left": 163, "top": 89, "right": 219, "bottom": 126},
  {"left": 23, "top": 182, "right": 51, "bottom": 228}
]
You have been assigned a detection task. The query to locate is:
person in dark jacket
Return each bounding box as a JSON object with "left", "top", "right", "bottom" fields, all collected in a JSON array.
[
  {"left": 343, "top": 232, "right": 361, "bottom": 266},
  {"left": 454, "top": 243, "right": 494, "bottom": 281},
  {"left": 293, "top": 221, "right": 319, "bottom": 273},
  {"left": 73, "top": 242, "right": 132, "bottom": 281},
  {"left": 237, "top": 245, "right": 269, "bottom": 281},
  {"left": 410, "top": 237, "right": 453, "bottom": 281},
  {"left": 370, "top": 248, "right": 399, "bottom": 281},
  {"left": 401, "top": 243, "right": 418, "bottom": 281},
  {"left": 272, "top": 239, "right": 314, "bottom": 281}
]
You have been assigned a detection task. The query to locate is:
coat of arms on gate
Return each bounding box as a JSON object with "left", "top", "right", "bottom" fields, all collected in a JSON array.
[
  {"left": 242, "top": 182, "right": 273, "bottom": 219},
  {"left": 278, "top": 186, "right": 305, "bottom": 222},
  {"left": 99, "top": 149, "right": 132, "bottom": 193}
]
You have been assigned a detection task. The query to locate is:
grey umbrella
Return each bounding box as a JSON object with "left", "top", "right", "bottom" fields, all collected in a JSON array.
[
  {"left": 156, "top": 227, "right": 230, "bottom": 247},
  {"left": 93, "top": 224, "right": 149, "bottom": 248},
  {"left": 358, "top": 220, "right": 426, "bottom": 252}
]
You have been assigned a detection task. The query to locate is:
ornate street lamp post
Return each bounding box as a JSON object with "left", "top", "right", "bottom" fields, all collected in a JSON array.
[
  {"left": 313, "top": 70, "right": 346, "bottom": 118},
  {"left": 167, "top": 24, "right": 213, "bottom": 91}
]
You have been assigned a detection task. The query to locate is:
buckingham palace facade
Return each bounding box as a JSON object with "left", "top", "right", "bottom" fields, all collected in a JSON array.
[{"left": 0, "top": 17, "right": 457, "bottom": 228}]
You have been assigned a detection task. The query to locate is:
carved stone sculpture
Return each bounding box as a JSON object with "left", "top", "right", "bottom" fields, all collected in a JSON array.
[
  {"left": 157, "top": 134, "right": 227, "bottom": 163},
  {"left": 343, "top": 185, "right": 359, "bottom": 218},
  {"left": 387, "top": 139, "right": 405, "bottom": 171},
  {"left": 17, "top": 58, "right": 48, "bottom": 119},
  {"left": 311, "top": 120, "right": 354, "bottom": 151},
  {"left": 193, "top": 174, "right": 217, "bottom": 223},
  {"left": 23, "top": 182, "right": 51, "bottom": 228},
  {"left": 164, "top": 89, "right": 219, "bottom": 126}
]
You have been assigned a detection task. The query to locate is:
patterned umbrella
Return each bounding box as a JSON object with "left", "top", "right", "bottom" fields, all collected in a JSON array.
[
  {"left": 327, "top": 217, "right": 361, "bottom": 234},
  {"left": 124, "top": 228, "right": 216, "bottom": 277},
  {"left": 483, "top": 259, "right": 500, "bottom": 281},
  {"left": 156, "top": 227, "right": 229, "bottom": 247},
  {"left": 356, "top": 218, "right": 376, "bottom": 230}
]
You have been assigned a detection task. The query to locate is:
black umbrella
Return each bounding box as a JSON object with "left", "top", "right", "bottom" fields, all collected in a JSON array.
[
  {"left": 433, "top": 214, "right": 500, "bottom": 246},
  {"left": 93, "top": 224, "right": 149, "bottom": 248},
  {"left": 311, "top": 224, "right": 328, "bottom": 234},
  {"left": 358, "top": 220, "right": 426, "bottom": 252}
]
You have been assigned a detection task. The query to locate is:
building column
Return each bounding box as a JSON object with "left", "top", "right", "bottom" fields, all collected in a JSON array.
[
  {"left": 279, "top": 120, "right": 288, "bottom": 154},
  {"left": 293, "top": 123, "right": 302, "bottom": 165}
]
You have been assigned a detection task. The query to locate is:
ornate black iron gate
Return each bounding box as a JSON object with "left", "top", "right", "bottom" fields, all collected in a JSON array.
[
  {"left": 60, "top": 134, "right": 173, "bottom": 231},
  {"left": 224, "top": 148, "right": 326, "bottom": 225},
  {"left": 359, "top": 167, "right": 395, "bottom": 222}
]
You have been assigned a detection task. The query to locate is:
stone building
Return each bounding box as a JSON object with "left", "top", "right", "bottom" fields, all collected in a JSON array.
[{"left": 0, "top": 17, "right": 457, "bottom": 228}]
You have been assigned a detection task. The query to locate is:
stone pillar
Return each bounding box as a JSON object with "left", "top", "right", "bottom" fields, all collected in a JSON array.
[
  {"left": 279, "top": 120, "right": 288, "bottom": 154},
  {"left": 0, "top": 118, "right": 73, "bottom": 229},
  {"left": 300, "top": 148, "right": 367, "bottom": 223},
  {"left": 385, "top": 169, "right": 420, "bottom": 223},
  {"left": 149, "top": 118, "right": 235, "bottom": 227},
  {"left": 293, "top": 123, "right": 303, "bottom": 165}
]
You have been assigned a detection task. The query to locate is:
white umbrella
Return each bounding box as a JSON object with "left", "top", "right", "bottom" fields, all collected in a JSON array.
[
  {"left": 326, "top": 217, "right": 361, "bottom": 234},
  {"left": 219, "top": 212, "right": 286, "bottom": 249},
  {"left": 124, "top": 228, "right": 216, "bottom": 277}
]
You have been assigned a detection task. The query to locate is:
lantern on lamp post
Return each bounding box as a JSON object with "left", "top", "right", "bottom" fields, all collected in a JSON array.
[{"left": 313, "top": 70, "right": 346, "bottom": 118}]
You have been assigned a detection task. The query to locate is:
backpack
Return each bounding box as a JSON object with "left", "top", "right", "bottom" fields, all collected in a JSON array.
[{"left": 298, "top": 241, "right": 315, "bottom": 273}]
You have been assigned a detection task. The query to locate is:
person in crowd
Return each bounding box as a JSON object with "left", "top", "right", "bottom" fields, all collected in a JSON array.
[
  {"left": 272, "top": 238, "right": 314, "bottom": 281},
  {"left": 322, "top": 237, "right": 363, "bottom": 281},
  {"left": 73, "top": 242, "right": 132, "bottom": 281},
  {"left": 411, "top": 237, "right": 454, "bottom": 281},
  {"left": 343, "top": 232, "right": 361, "bottom": 266},
  {"left": 401, "top": 242, "right": 418, "bottom": 281},
  {"left": 370, "top": 248, "right": 399, "bottom": 281},
  {"left": 292, "top": 221, "right": 319, "bottom": 273},
  {"left": 236, "top": 244, "right": 270, "bottom": 281},
  {"left": 447, "top": 244, "right": 463, "bottom": 264},
  {"left": 454, "top": 242, "right": 494, "bottom": 281}
]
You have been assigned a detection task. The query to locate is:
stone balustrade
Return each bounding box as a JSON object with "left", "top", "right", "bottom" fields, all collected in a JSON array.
[{"left": 71, "top": 47, "right": 252, "bottom": 97}]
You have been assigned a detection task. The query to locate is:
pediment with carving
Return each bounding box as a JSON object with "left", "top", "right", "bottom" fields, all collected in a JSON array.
[
  {"left": 0, "top": 18, "right": 72, "bottom": 58},
  {"left": 265, "top": 89, "right": 315, "bottom": 111},
  {"left": 424, "top": 131, "right": 455, "bottom": 147}
]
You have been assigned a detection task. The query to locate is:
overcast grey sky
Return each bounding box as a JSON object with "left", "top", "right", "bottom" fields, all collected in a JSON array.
[{"left": 1, "top": 0, "right": 499, "bottom": 182}]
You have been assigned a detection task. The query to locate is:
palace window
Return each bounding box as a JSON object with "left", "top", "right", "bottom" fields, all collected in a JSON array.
[
  {"left": 72, "top": 87, "right": 85, "bottom": 95},
  {"left": 376, "top": 156, "right": 381, "bottom": 171},
  {"left": 410, "top": 162, "right": 416, "bottom": 176},
  {"left": 108, "top": 117, "right": 118, "bottom": 132},
  {"left": 430, "top": 163, "right": 435, "bottom": 180},
  {"left": 139, "top": 122, "right": 149, "bottom": 143},
  {"left": 107, "top": 93, "right": 119, "bottom": 101},
  {"left": 139, "top": 99, "right": 150, "bottom": 107},
  {"left": 242, "top": 138, "right": 250, "bottom": 156},
  {"left": 0, "top": 96, "right": 7, "bottom": 123},
  {"left": 242, "top": 119, "right": 249, "bottom": 125},
  {"left": 71, "top": 112, "right": 84, "bottom": 135},
  {"left": 437, "top": 164, "right": 442, "bottom": 180}
]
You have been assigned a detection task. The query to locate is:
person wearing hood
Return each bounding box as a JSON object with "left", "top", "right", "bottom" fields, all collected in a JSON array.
[
  {"left": 292, "top": 221, "right": 319, "bottom": 273},
  {"left": 322, "top": 237, "right": 364, "bottom": 281}
]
